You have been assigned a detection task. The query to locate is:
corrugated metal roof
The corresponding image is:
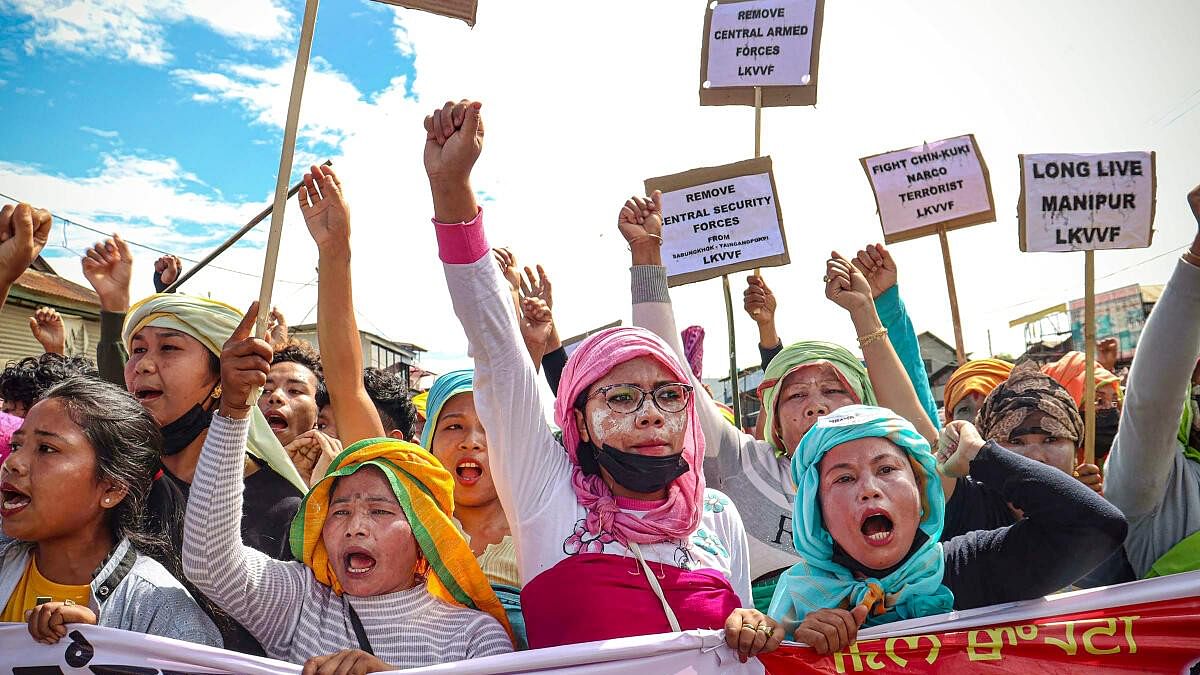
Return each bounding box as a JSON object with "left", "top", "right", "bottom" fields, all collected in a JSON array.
[{"left": 11, "top": 269, "right": 100, "bottom": 307}]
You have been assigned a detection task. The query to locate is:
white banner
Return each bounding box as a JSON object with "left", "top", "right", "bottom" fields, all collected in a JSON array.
[
  {"left": 0, "top": 625, "right": 758, "bottom": 675},
  {"left": 4, "top": 571, "right": 1196, "bottom": 675},
  {"left": 1019, "top": 151, "right": 1156, "bottom": 252},
  {"left": 705, "top": 0, "right": 817, "bottom": 87}
]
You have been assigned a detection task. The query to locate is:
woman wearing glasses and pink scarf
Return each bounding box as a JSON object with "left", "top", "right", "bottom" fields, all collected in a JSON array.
[{"left": 423, "top": 98, "right": 779, "bottom": 664}]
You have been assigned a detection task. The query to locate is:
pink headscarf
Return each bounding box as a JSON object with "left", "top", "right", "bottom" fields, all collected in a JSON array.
[
  {"left": 681, "top": 325, "right": 705, "bottom": 380},
  {"left": 553, "top": 326, "right": 705, "bottom": 546},
  {"left": 0, "top": 411, "right": 21, "bottom": 466}
]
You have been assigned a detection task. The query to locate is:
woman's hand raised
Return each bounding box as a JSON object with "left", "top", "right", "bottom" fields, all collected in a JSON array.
[
  {"left": 298, "top": 164, "right": 350, "bottom": 253},
  {"left": 618, "top": 191, "right": 664, "bottom": 266},
  {"left": 824, "top": 251, "right": 874, "bottom": 314}
]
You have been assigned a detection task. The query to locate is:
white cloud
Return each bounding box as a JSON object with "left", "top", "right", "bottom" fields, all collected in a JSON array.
[
  {"left": 6, "top": 0, "right": 292, "bottom": 66},
  {"left": 172, "top": 58, "right": 394, "bottom": 148},
  {"left": 0, "top": 151, "right": 319, "bottom": 304},
  {"left": 79, "top": 125, "right": 119, "bottom": 139}
]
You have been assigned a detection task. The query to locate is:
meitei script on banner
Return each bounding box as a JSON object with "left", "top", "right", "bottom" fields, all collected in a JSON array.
[
  {"left": 1018, "top": 152, "right": 1157, "bottom": 252},
  {"left": 705, "top": 0, "right": 817, "bottom": 87},
  {"left": 860, "top": 134, "right": 996, "bottom": 244},
  {"left": 645, "top": 157, "right": 789, "bottom": 287}
]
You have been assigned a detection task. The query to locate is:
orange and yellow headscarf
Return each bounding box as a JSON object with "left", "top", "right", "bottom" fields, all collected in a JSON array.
[
  {"left": 289, "top": 438, "right": 513, "bottom": 644},
  {"left": 943, "top": 359, "right": 1014, "bottom": 417},
  {"left": 1041, "top": 352, "right": 1123, "bottom": 408}
]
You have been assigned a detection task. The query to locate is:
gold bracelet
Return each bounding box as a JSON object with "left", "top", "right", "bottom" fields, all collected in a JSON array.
[
  {"left": 857, "top": 327, "right": 888, "bottom": 348},
  {"left": 1183, "top": 250, "right": 1200, "bottom": 268}
]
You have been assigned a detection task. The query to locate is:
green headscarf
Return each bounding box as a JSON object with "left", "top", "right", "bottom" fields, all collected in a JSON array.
[
  {"left": 759, "top": 341, "right": 877, "bottom": 455},
  {"left": 124, "top": 293, "right": 307, "bottom": 493}
]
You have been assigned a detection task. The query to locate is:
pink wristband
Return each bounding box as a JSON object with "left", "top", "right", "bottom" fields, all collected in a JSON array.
[{"left": 433, "top": 207, "right": 488, "bottom": 264}]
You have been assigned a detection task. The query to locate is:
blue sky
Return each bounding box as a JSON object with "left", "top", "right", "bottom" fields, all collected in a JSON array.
[
  {"left": 0, "top": 1, "right": 413, "bottom": 171},
  {"left": 0, "top": 0, "right": 413, "bottom": 233}
]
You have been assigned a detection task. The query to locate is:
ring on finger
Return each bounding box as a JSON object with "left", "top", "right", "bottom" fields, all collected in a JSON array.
[
  {"left": 740, "top": 624, "right": 757, "bottom": 632},
  {"left": 822, "top": 275, "right": 831, "bottom": 283},
  {"left": 757, "top": 624, "right": 773, "bottom": 634}
]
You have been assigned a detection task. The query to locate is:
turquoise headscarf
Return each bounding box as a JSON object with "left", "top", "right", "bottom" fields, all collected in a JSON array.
[
  {"left": 768, "top": 405, "right": 953, "bottom": 632},
  {"left": 419, "top": 369, "right": 474, "bottom": 450},
  {"left": 758, "top": 341, "right": 877, "bottom": 456}
]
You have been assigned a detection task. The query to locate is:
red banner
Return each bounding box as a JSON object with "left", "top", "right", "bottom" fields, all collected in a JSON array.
[{"left": 762, "top": 596, "right": 1200, "bottom": 674}]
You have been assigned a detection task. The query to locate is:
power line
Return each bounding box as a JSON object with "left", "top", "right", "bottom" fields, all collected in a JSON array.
[
  {"left": 992, "top": 244, "right": 1189, "bottom": 314},
  {"left": 0, "top": 191, "right": 314, "bottom": 286}
]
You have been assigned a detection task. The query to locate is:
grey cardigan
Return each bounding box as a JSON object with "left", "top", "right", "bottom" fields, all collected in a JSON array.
[{"left": 0, "top": 535, "right": 221, "bottom": 646}]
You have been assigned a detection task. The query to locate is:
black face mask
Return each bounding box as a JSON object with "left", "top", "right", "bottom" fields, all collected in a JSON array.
[
  {"left": 584, "top": 442, "right": 689, "bottom": 495},
  {"left": 160, "top": 404, "right": 214, "bottom": 456},
  {"left": 1093, "top": 408, "right": 1120, "bottom": 462}
]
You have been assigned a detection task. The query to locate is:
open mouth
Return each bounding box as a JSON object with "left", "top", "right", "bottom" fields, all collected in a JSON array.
[
  {"left": 455, "top": 459, "right": 483, "bottom": 486},
  {"left": 0, "top": 482, "right": 31, "bottom": 517},
  {"left": 265, "top": 411, "right": 289, "bottom": 432},
  {"left": 860, "top": 513, "right": 895, "bottom": 545},
  {"left": 344, "top": 549, "right": 377, "bottom": 576},
  {"left": 134, "top": 388, "right": 163, "bottom": 402}
]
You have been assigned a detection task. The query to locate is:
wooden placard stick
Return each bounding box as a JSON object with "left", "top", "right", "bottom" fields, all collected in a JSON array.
[
  {"left": 751, "top": 86, "right": 764, "bottom": 316},
  {"left": 248, "top": 0, "right": 320, "bottom": 404},
  {"left": 937, "top": 226, "right": 967, "bottom": 365},
  {"left": 1083, "top": 249, "right": 1097, "bottom": 465},
  {"left": 722, "top": 274, "right": 741, "bottom": 427}
]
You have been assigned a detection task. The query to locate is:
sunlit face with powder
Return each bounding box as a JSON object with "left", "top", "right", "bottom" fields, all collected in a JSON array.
[{"left": 573, "top": 356, "right": 690, "bottom": 459}]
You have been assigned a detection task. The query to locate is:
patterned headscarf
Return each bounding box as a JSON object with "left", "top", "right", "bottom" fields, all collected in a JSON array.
[
  {"left": 758, "top": 341, "right": 876, "bottom": 455},
  {"left": 681, "top": 326, "right": 705, "bottom": 380},
  {"left": 552, "top": 326, "right": 705, "bottom": 547},
  {"left": 943, "top": 359, "right": 1013, "bottom": 417},
  {"left": 124, "top": 293, "right": 306, "bottom": 493},
  {"left": 290, "top": 438, "right": 513, "bottom": 643},
  {"left": 768, "top": 405, "right": 953, "bottom": 631},
  {"left": 419, "top": 369, "right": 474, "bottom": 450},
  {"left": 1041, "top": 352, "right": 1123, "bottom": 408},
  {"left": 977, "top": 362, "right": 1083, "bottom": 445}
]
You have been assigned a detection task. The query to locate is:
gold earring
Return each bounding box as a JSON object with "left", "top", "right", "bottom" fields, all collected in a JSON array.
[{"left": 211, "top": 385, "right": 223, "bottom": 399}]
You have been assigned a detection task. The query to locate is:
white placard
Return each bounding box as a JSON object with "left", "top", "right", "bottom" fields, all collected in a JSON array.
[
  {"left": 705, "top": 0, "right": 816, "bottom": 87},
  {"left": 655, "top": 171, "right": 786, "bottom": 285},
  {"left": 861, "top": 134, "right": 995, "bottom": 243},
  {"left": 1019, "top": 152, "right": 1156, "bottom": 252}
]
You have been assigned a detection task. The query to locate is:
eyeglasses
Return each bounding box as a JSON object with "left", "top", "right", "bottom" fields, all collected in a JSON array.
[{"left": 586, "top": 383, "right": 694, "bottom": 415}]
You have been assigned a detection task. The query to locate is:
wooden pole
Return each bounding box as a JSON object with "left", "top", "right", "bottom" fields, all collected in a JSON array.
[
  {"left": 1083, "top": 249, "right": 1097, "bottom": 465},
  {"left": 751, "top": 86, "right": 764, "bottom": 314},
  {"left": 937, "top": 226, "right": 967, "bottom": 365},
  {"left": 248, "top": 0, "right": 320, "bottom": 404},
  {"left": 163, "top": 160, "right": 330, "bottom": 294},
  {"left": 722, "top": 273, "right": 742, "bottom": 427}
]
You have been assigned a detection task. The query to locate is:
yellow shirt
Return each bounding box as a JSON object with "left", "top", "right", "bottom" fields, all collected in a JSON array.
[{"left": 1, "top": 557, "right": 91, "bottom": 622}]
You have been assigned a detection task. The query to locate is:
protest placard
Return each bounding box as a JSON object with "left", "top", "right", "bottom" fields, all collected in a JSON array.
[
  {"left": 861, "top": 134, "right": 995, "bottom": 244},
  {"left": 700, "top": 0, "right": 825, "bottom": 107},
  {"left": 373, "top": 0, "right": 478, "bottom": 26},
  {"left": 1017, "top": 150, "right": 1157, "bottom": 463},
  {"left": 645, "top": 157, "right": 788, "bottom": 287},
  {"left": 1018, "top": 152, "right": 1157, "bottom": 252}
]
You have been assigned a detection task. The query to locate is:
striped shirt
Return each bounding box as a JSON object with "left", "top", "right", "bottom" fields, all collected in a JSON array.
[{"left": 182, "top": 413, "right": 512, "bottom": 667}]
